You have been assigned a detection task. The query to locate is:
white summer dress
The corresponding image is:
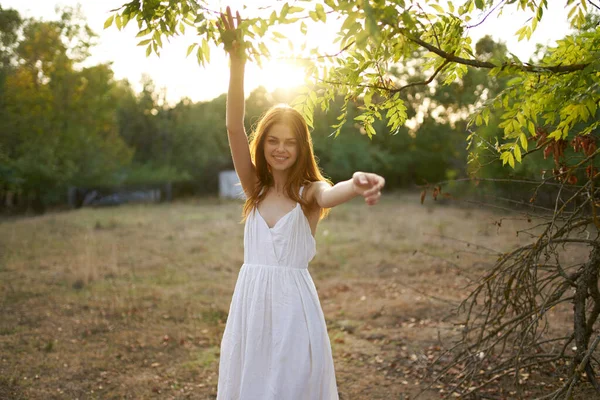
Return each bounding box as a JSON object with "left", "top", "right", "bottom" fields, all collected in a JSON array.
[{"left": 217, "top": 186, "right": 339, "bottom": 400}]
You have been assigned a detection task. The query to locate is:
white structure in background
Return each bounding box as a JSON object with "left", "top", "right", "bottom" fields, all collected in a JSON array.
[{"left": 219, "top": 170, "right": 246, "bottom": 200}]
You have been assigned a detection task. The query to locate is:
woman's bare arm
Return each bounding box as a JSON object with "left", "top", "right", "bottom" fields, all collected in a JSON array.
[
  {"left": 221, "top": 8, "right": 256, "bottom": 195},
  {"left": 308, "top": 172, "right": 385, "bottom": 209}
]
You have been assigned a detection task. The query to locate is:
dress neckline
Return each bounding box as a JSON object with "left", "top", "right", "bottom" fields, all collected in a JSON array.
[{"left": 256, "top": 202, "right": 299, "bottom": 230}]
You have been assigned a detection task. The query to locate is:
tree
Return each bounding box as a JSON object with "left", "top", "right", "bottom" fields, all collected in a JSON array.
[
  {"left": 107, "top": 1, "right": 599, "bottom": 397},
  {"left": 0, "top": 7, "right": 132, "bottom": 212}
]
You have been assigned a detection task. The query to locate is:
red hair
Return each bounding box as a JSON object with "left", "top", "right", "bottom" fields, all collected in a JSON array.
[{"left": 242, "top": 104, "right": 331, "bottom": 221}]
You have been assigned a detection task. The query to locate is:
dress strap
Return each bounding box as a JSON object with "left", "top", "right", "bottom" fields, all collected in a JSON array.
[{"left": 299, "top": 185, "right": 304, "bottom": 198}]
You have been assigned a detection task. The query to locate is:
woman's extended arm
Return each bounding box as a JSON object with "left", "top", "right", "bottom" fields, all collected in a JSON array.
[
  {"left": 309, "top": 172, "right": 385, "bottom": 209},
  {"left": 220, "top": 8, "right": 256, "bottom": 195}
]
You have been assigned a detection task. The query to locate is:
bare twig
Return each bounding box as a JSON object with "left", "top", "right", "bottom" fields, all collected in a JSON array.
[{"left": 466, "top": 0, "right": 508, "bottom": 29}]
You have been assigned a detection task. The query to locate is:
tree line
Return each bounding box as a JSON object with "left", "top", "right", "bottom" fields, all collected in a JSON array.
[{"left": 0, "top": 5, "right": 587, "bottom": 215}]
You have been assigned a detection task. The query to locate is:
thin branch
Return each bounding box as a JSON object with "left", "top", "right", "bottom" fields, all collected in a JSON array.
[
  {"left": 391, "top": 59, "right": 450, "bottom": 93},
  {"left": 430, "top": 176, "right": 587, "bottom": 190},
  {"left": 466, "top": 0, "right": 507, "bottom": 29},
  {"left": 422, "top": 233, "right": 501, "bottom": 256},
  {"left": 589, "top": 0, "right": 600, "bottom": 11},
  {"left": 294, "top": 41, "right": 355, "bottom": 61},
  {"left": 416, "top": 2, "right": 442, "bottom": 49},
  {"left": 549, "top": 238, "right": 600, "bottom": 247},
  {"left": 564, "top": 334, "right": 600, "bottom": 398},
  {"left": 394, "top": 279, "right": 458, "bottom": 305},
  {"left": 316, "top": 78, "right": 389, "bottom": 91}
]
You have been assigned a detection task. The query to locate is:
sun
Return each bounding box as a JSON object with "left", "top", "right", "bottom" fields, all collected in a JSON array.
[{"left": 250, "top": 59, "right": 307, "bottom": 93}]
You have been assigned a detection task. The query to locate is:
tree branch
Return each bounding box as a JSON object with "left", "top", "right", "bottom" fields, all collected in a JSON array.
[
  {"left": 381, "top": 21, "right": 591, "bottom": 74},
  {"left": 391, "top": 59, "right": 450, "bottom": 93},
  {"left": 589, "top": 0, "right": 600, "bottom": 12}
]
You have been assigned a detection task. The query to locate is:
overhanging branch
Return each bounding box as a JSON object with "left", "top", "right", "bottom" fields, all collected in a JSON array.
[
  {"left": 384, "top": 23, "right": 591, "bottom": 74},
  {"left": 391, "top": 59, "right": 450, "bottom": 93}
]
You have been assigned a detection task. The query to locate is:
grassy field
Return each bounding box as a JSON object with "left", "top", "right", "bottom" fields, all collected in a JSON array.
[{"left": 0, "top": 191, "right": 591, "bottom": 399}]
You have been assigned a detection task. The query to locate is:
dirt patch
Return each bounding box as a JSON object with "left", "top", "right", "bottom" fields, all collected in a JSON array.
[{"left": 0, "top": 193, "right": 592, "bottom": 399}]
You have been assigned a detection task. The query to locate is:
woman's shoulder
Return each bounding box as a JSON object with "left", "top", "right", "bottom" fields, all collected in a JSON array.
[{"left": 303, "top": 180, "right": 331, "bottom": 201}]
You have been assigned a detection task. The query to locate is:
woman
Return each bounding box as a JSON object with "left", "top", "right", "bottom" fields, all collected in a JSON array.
[{"left": 217, "top": 7, "right": 385, "bottom": 400}]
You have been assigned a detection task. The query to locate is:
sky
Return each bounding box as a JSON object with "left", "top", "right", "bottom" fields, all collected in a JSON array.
[{"left": 4, "top": 0, "right": 572, "bottom": 104}]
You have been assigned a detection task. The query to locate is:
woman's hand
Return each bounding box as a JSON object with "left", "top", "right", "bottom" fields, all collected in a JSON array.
[
  {"left": 353, "top": 172, "right": 385, "bottom": 206},
  {"left": 217, "top": 6, "right": 246, "bottom": 63}
]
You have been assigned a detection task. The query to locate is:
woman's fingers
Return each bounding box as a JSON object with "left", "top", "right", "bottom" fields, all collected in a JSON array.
[
  {"left": 366, "top": 190, "right": 381, "bottom": 202},
  {"left": 363, "top": 186, "right": 378, "bottom": 197},
  {"left": 362, "top": 178, "right": 384, "bottom": 197},
  {"left": 219, "top": 7, "right": 238, "bottom": 31},
  {"left": 365, "top": 193, "right": 380, "bottom": 205},
  {"left": 361, "top": 174, "right": 384, "bottom": 205},
  {"left": 227, "top": 7, "right": 235, "bottom": 28},
  {"left": 354, "top": 172, "right": 384, "bottom": 205},
  {"left": 219, "top": 13, "right": 228, "bottom": 30}
]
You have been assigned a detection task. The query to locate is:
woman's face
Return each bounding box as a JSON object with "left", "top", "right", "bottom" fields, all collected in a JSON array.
[{"left": 263, "top": 123, "right": 298, "bottom": 172}]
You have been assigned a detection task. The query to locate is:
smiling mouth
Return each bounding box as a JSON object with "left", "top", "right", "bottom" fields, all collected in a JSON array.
[{"left": 273, "top": 155, "right": 288, "bottom": 161}]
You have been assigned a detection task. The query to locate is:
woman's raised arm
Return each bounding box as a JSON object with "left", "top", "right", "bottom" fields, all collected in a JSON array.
[{"left": 220, "top": 7, "right": 256, "bottom": 195}]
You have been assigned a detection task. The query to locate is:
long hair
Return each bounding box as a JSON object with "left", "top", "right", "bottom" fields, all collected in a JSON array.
[{"left": 242, "top": 104, "right": 331, "bottom": 221}]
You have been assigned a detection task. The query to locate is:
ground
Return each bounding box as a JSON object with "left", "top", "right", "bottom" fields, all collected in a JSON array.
[{"left": 0, "top": 191, "right": 595, "bottom": 399}]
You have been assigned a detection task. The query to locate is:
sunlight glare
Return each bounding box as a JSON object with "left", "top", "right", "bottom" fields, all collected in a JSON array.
[{"left": 252, "top": 59, "right": 307, "bottom": 93}]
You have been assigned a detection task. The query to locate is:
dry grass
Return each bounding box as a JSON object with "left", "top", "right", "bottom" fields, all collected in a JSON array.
[{"left": 0, "top": 191, "right": 590, "bottom": 399}]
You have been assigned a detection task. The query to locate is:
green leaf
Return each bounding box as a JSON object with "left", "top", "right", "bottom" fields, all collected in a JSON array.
[
  {"left": 153, "top": 31, "right": 163, "bottom": 48},
  {"left": 316, "top": 4, "right": 327, "bottom": 22},
  {"left": 527, "top": 121, "right": 535, "bottom": 136},
  {"left": 146, "top": 43, "right": 152, "bottom": 57},
  {"left": 364, "top": 91, "right": 373, "bottom": 107},
  {"left": 365, "top": 123, "right": 376, "bottom": 138},
  {"left": 300, "top": 21, "right": 307, "bottom": 35},
  {"left": 202, "top": 39, "right": 210, "bottom": 63},
  {"left": 280, "top": 2, "right": 290, "bottom": 19},
  {"left": 514, "top": 144, "right": 522, "bottom": 163},
  {"left": 308, "top": 90, "right": 317, "bottom": 105},
  {"left": 186, "top": 43, "right": 197, "bottom": 57},
  {"left": 515, "top": 26, "right": 529, "bottom": 41},
  {"left": 137, "top": 39, "right": 152, "bottom": 47},
  {"left": 508, "top": 152, "right": 515, "bottom": 168},
  {"left": 104, "top": 15, "right": 115, "bottom": 29},
  {"left": 431, "top": 4, "right": 444, "bottom": 13},
  {"left": 520, "top": 132, "right": 528, "bottom": 151},
  {"left": 304, "top": 107, "right": 314, "bottom": 128},
  {"left": 341, "top": 15, "right": 356, "bottom": 31},
  {"left": 136, "top": 28, "right": 152, "bottom": 38}
]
